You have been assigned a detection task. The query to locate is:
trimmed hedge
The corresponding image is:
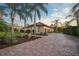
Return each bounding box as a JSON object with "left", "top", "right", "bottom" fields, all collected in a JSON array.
[
  {"left": 63, "top": 26, "right": 78, "bottom": 36},
  {"left": 0, "top": 32, "right": 22, "bottom": 45}
]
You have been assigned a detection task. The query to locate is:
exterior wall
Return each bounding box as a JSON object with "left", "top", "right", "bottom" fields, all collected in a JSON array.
[
  {"left": 27, "top": 26, "right": 54, "bottom": 33},
  {"left": 69, "top": 20, "right": 77, "bottom": 26}
]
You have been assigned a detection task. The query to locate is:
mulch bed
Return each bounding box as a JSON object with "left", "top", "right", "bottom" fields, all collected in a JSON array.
[{"left": 0, "top": 35, "right": 41, "bottom": 49}]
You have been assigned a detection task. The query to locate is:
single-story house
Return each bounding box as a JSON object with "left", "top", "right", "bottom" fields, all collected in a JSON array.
[{"left": 23, "top": 22, "right": 54, "bottom": 33}]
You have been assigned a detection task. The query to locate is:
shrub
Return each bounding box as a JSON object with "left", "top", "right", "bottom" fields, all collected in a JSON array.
[
  {"left": 63, "top": 26, "right": 78, "bottom": 36},
  {"left": 28, "top": 33, "right": 32, "bottom": 39},
  {"left": 12, "top": 32, "right": 21, "bottom": 37},
  {"left": 3, "top": 35, "right": 17, "bottom": 45},
  {"left": 0, "top": 32, "right": 21, "bottom": 45},
  {"left": 26, "top": 30, "right": 31, "bottom": 34},
  {"left": 20, "top": 29, "right": 24, "bottom": 33}
]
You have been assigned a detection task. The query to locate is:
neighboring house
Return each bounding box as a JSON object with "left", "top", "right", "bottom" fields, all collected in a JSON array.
[
  {"left": 7, "top": 23, "right": 23, "bottom": 32},
  {"left": 23, "top": 22, "right": 54, "bottom": 33},
  {"left": 65, "top": 19, "right": 77, "bottom": 27},
  {"left": 68, "top": 19, "right": 77, "bottom": 26}
]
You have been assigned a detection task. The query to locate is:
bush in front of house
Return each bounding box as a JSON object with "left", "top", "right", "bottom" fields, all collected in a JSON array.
[
  {"left": 26, "top": 30, "right": 32, "bottom": 39},
  {"left": 26, "top": 30, "right": 31, "bottom": 34},
  {"left": 20, "top": 29, "right": 24, "bottom": 33}
]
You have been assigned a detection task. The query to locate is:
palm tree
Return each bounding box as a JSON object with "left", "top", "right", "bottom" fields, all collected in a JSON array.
[
  {"left": 6, "top": 3, "right": 22, "bottom": 33},
  {"left": 0, "top": 5, "right": 8, "bottom": 31},
  {"left": 19, "top": 11, "right": 32, "bottom": 33},
  {"left": 30, "top": 3, "right": 48, "bottom": 35},
  {"left": 17, "top": 4, "right": 33, "bottom": 33},
  {"left": 5, "top": 4, "right": 23, "bottom": 43},
  {"left": 23, "top": 12, "right": 32, "bottom": 33},
  {"left": 0, "top": 5, "right": 7, "bottom": 20},
  {"left": 69, "top": 3, "right": 79, "bottom": 36},
  {"left": 0, "top": 20, "right": 8, "bottom": 32},
  {"left": 54, "top": 19, "right": 59, "bottom": 32},
  {"left": 6, "top": 4, "right": 16, "bottom": 33}
]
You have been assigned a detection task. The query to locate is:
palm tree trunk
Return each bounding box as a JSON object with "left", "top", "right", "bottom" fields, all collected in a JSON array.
[
  {"left": 10, "top": 18, "right": 14, "bottom": 45},
  {"left": 34, "top": 12, "right": 36, "bottom": 36},
  {"left": 24, "top": 20, "right": 26, "bottom": 34},
  {"left": 11, "top": 12, "right": 15, "bottom": 45},
  {"left": 11, "top": 12, "right": 15, "bottom": 33},
  {"left": 0, "top": 13, "right": 2, "bottom": 20},
  {"left": 11, "top": 19, "right": 14, "bottom": 33}
]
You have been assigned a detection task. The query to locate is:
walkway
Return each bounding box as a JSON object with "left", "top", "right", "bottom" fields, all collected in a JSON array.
[{"left": 0, "top": 33, "right": 79, "bottom": 56}]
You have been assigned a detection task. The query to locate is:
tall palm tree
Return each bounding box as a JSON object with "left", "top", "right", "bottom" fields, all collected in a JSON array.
[
  {"left": 54, "top": 19, "right": 59, "bottom": 32},
  {"left": 23, "top": 12, "right": 32, "bottom": 33},
  {"left": 18, "top": 11, "right": 32, "bottom": 33},
  {"left": 0, "top": 20, "right": 8, "bottom": 32},
  {"left": 17, "top": 4, "right": 33, "bottom": 33},
  {"left": 5, "top": 3, "right": 23, "bottom": 42},
  {"left": 30, "top": 3, "right": 48, "bottom": 35},
  {"left": 0, "top": 5, "right": 8, "bottom": 31},
  {"left": 71, "top": 3, "right": 79, "bottom": 36},
  {"left": 6, "top": 3, "right": 16, "bottom": 33},
  {"left": 6, "top": 3, "right": 21, "bottom": 32},
  {"left": 0, "top": 5, "right": 7, "bottom": 20}
]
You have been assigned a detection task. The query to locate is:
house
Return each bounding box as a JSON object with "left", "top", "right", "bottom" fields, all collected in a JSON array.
[
  {"left": 23, "top": 22, "right": 54, "bottom": 33},
  {"left": 64, "top": 19, "right": 77, "bottom": 27},
  {"left": 7, "top": 23, "right": 23, "bottom": 32},
  {"left": 68, "top": 19, "right": 77, "bottom": 26}
]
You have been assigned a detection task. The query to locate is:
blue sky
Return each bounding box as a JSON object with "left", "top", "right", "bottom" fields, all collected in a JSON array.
[{"left": 1, "top": 3, "right": 76, "bottom": 26}]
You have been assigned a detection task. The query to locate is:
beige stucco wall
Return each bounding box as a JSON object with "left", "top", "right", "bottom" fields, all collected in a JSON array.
[
  {"left": 27, "top": 26, "right": 54, "bottom": 33},
  {"left": 69, "top": 20, "right": 77, "bottom": 26}
]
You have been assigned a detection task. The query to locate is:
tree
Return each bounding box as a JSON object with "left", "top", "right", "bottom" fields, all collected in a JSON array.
[
  {"left": 5, "top": 4, "right": 22, "bottom": 42},
  {"left": 0, "top": 5, "right": 7, "bottom": 20},
  {"left": 0, "top": 20, "right": 8, "bottom": 32},
  {"left": 0, "top": 5, "right": 8, "bottom": 31},
  {"left": 6, "top": 3, "right": 21, "bottom": 32},
  {"left": 69, "top": 3, "right": 79, "bottom": 36},
  {"left": 54, "top": 19, "right": 59, "bottom": 32},
  {"left": 17, "top": 4, "right": 33, "bottom": 33},
  {"left": 30, "top": 3, "right": 48, "bottom": 35}
]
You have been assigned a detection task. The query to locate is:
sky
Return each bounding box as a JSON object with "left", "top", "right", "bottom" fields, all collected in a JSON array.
[
  {"left": 38, "top": 3, "right": 76, "bottom": 26},
  {"left": 1, "top": 3, "right": 76, "bottom": 27}
]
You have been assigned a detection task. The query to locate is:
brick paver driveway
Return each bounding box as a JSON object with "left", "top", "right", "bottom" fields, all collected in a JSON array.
[{"left": 0, "top": 33, "right": 79, "bottom": 56}]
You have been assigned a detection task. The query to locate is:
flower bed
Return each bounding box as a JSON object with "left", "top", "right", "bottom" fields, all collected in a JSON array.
[{"left": 0, "top": 32, "right": 41, "bottom": 49}]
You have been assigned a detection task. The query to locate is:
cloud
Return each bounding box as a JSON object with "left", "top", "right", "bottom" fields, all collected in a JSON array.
[
  {"left": 15, "top": 4, "right": 75, "bottom": 26},
  {"left": 51, "top": 9, "right": 64, "bottom": 19},
  {"left": 35, "top": 7, "right": 73, "bottom": 26},
  {"left": 50, "top": 7, "right": 72, "bottom": 23},
  {"left": 63, "top": 7, "right": 71, "bottom": 14},
  {"left": 35, "top": 17, "right": 52, "bottom": 26}
]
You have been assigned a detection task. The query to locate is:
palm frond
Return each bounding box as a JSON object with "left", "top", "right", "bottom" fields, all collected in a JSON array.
[
  {"left": 36, "top": 9, "right": 41, "bottom": 20},
  {"left": 0, "top": 20, "right": 8, "bottom": 32},
  {"left": 72, "top": 3, "right": 79, "bottom": 12},
  {"left": 65, "top": 15, "right": 74, "bottom": 19}
]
